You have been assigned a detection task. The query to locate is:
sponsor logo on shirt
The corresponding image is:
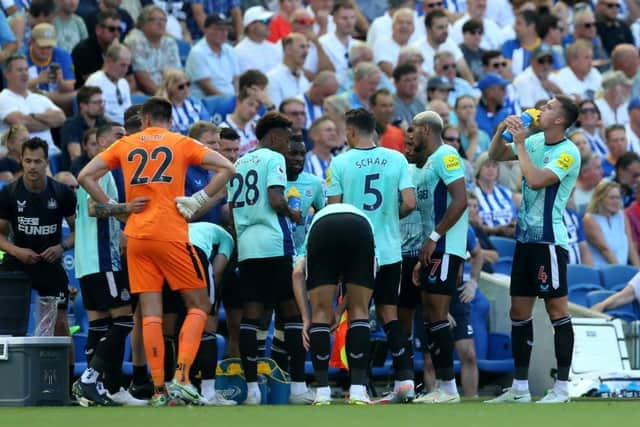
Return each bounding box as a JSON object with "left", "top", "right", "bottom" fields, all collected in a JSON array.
[
  {"left": 556, "top": 153, "right": 574, "bottom": 171},
  {"left": 17, "top": 216, "right": 57, "bottom": 235},
  {"left": 17, "top": 200, "right": 26, "bottom": 212},
  {"left": 326, "top": 168, "right": 332, "bottom": 186},
  {"left": 443, "top": 154, "right": 461, "bottom": 171}
]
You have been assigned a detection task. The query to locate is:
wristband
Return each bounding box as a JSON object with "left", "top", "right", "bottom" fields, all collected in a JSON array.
[{"left": 429, "top": 230, "right": 441, "bottom": 242}]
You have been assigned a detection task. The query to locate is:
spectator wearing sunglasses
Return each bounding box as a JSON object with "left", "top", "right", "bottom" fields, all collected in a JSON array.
[
  {"left": 290, "top": 8, "right": 335, "bottom": 81},
  {"left": 433, "top": 50, "right": 478, "bottom": 107},
  {"left": 561, "top": 7, "right": 609, "bottom": 70},
  {"left": 81, "top": 0, "right": 134, "bottom": 41},
  {"left": 267, "top": 0, "right": 299, "bottom": 43},
  {"left": 186, "top": 0, "right": 242, "bottom": 41},
  {"left": 450, "top": 0, "right": 502, "bottom": 51},
  {"left": 85, "top": 44, "right": 132, "bottom": 123},
  {"left": 481, "top": 50, "right": 521, "bottom": 116},
  {"left": 124, "top": 5, "right": 181, "bottom": 96},
  {"left": 513, "top": 45, "right": 563, "bottom": 110},
  {"left": 235, "top": 6, "right": 283, "bottom": 76},
  {"left": 459, "top": 19, "right": 485, "bottom": 81},
  {"left": 595, "top": 0, "right": 634, "bottom": 56},
  {"left": 157, "top": 69, "right": 211, "bottom": 135},
  {"left": 72, "top": 9, "right": 123, "bottom": 88}
]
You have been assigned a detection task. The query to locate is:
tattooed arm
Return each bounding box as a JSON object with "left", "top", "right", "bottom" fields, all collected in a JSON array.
[{"left": 88, "top": 197, "right": 149, "bottom": 222}]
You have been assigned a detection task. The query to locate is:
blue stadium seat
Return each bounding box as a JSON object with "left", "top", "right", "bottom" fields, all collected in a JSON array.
[
  {"left": 488, "top": 236, "right": 516, "bottom": 259},
  {"left": 49, "top": 154, "right": 62, "bottom": 175},
  {"left": 176, "top": 39, "right": 191, "bottom": 66},
  {"left": 202, "top": 95, "right": 236, "bottom": 124},
  {"left": 606, "top": 308, "right": 638, "bottom": 323},
  {"left": 568, "top": 283, "right": 603, "bottom": 307},
  {"left": 131, "top": 93, "right": 150, "bottom": 106},
  {"left": 599, "top": 265, "right": 639, "bottom": 290},
  {"left": 73, "top": 333, "right": 88, "bottom": 376},
  {"left": 611, "top": 282, "right": 629, "bottom": 292},
  {"left": 586, "top": 289, "right": 615, "bottom": 308},
  {"left": 567, "top": 264, "right": 601, "bottom": 286},
  {"left": 471, "top": 290, "right": 514, "bottom": 373}
]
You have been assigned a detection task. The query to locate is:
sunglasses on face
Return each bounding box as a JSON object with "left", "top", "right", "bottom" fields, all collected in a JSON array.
[
  {"left": 537, "top": 56, "right": 553, "bottom": 65},
  {"left": 177, "top": 82, "right": 191, "bottom": 90},
  {"left": 101, "top": 24, "right": 121, "bottom": 33},
  {"left": 491, "top": 61, "right": 508, "bottom": 69},
  {"left": 581, "top": 22, "right": 596, "bottom": 29},
  {"left": 605, "top": 2, "right": 621, "bottom": 9},
  {"left": 580, "top": 107, "right": 597, "bottom": 114},
  {"left": 443, "top": 136, "right": 460, "bottom": 143},
  {"left": 294, "top": 17, "right": 315, "bottom": 25},
  {"left": 425, "top": 1, "right": 443, "bottom": 8},
  {"left": 442, "top": 63, "right": 456, "bottom": 70}
]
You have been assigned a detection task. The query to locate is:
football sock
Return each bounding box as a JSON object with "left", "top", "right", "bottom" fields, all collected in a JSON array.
[
  {"left": 175, "top": 308, "right": 207, "bottom": 384},
  {"left": 271, "top": 325, "right": 289, "bottom": 372},
  {"left": 163, "top": 335, "right": 176, "bottom": 383},
  {"left": 511, "top": 317, "right": 533, "bottom": 380},
  {"left": 97, "top": 315, "right": 134, "bottom": 393},
  {"left": 428, "top": 320, "right": 454, "bottom": 381},
  {"left": 309, "top": 323, "right": 331, "bottom": 387},
  {"left": 239, "top": 318, "right": 260, "bottom": 382},
  {"left": 552, "top": 316, "right": 573, "bottom": 381},
  {"left": 284, "top": 316, "right": 306, "bottom": 382},
  {"left": 346, "top": 319, "right": 370, "bottom": 386},
  {"left": 441, "top": 379, "right": 458, "bottom": 395},
  {"left": 85, "top": 318, "right": 110, "bottom": 365},
  {"left": 191, "top": 331, "right": 218, "bottom": 382},
  {"left": 142, "top": 316, "right": 165, "bottom": 388},
  {"left": 132, "top": 365, "right": 149, "bottom": 386},
  {"left": 257, "top": 328, "right": 268, "bottom": 357},
  {"left": 383, "top": 320, "right": 414, "bottom": 381}
]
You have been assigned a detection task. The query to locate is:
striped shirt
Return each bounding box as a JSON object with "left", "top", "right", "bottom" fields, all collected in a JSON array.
[
  {"left": 304, "top": 152, "right": 332, "bottom": 182},
  {"left": 170, "top": 97, "right": 211, "bottom": 135},
  {"left": 475, "top": 184, "right": 516, "bottom": 227},
  {"left": 562, "top": 208, "right": 585, "bottom": 265}
]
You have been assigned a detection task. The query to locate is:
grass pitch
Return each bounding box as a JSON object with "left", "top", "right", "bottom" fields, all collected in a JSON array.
[{"left": 1, "top": 400, "right": 635, "bottom": 427}]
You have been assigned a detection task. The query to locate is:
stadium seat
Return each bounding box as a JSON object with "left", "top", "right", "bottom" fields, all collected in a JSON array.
[
  {"left": 202, "top": 95, "right": 236, "bottom": 124},
  {"left": 605, "top": 308, "right": 638, "bottom": 323},
  {"left": 567, "top": 264, "right": 601, "bottom": 286},
  {"left": 471, "top": 290, "right": 514, "bottom": 373},
  {"left": 568, "top": 283, "right": 603, "bottom": 307},
  {"left": 488, "top": 236, "right": 516, "bottom": 259},
  {"left": 131, "top": 93, "right": 150, "bottom": 105},
  {"left": 586, "top": 289, "right": 615, "bottom": 308},
  {"left": 599, "top": 265, "right": 639, "bottom": 290},
  {"left": 492, "top": 258, "right": 512, "bottom": 275},
  {"left": 176, "top": 39, "right": 191, "bottom": 66},
  {"left": 48, "top": 154, "right": 62, "bottom": 175},
  {"left": 611, "top": 282, "right": 629, "bottom": 292}
]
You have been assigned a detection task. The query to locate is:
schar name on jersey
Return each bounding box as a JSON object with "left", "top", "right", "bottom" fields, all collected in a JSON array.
[
  {"left": 17, "top": 216, "right": 57, "bottom": 235},
  {"left": 355, "top": 157, "right": 388, "bottom": 168}
]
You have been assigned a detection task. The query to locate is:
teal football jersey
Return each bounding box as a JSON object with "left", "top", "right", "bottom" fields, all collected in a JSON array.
[
  {"left": 326, "top": 146, "right": 414, "bottom": 265},
  {"left": 401, "top": 164, "right": 431, "bottom": 256},
  {"left": 423, "top": 144, "right": 469, "bottom": 259},
  {"left": 227, "top": 148, "right": 293, "bottom": 261},
  {"left": 511, "top": 132, "right": 580, "bottom": 249},
  {"left": 188, "top": 222, "right": 234, "bottom": 259},
  {"left": 286, "top": 171, "right": 325, "bottom": 255}
]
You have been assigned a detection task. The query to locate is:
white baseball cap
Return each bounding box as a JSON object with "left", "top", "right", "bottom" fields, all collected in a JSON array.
[{"left": 243, "top": 6, "right": 274, "bottom": 28}]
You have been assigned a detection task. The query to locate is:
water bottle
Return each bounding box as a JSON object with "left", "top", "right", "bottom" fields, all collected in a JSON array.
[
  {"left": 287, "top": 186, "right": 302, "bottom": 231},
  {"left": 502, "top": 108, "right": 540, "bottom": 142}
]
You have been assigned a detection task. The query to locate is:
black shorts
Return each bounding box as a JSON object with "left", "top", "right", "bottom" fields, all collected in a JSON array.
[
  {"left": 0, "top": 258, "right": 69, "bottom": 309},
  {"left": 238, "top": 256, "right": 293, "bottom": 306},
  {"left": 306, "top": 213, "right": 375, "bottom": 291},
  {"left": 398, "top": 256, "right": 420, "bottom": 309},
  {"left": 220, "top": 251, "right": 242, "bottom": 310},
  {"left": 163, "top": 246, "right": 217, "bottom": 316},
  {"left": 510, "top": 242, "right": 568, "bottom": 299},
  {"left": 419, "top": 253, "right": 464, "bottom": 296},
  {"left": 373, "top": 262, "right": 402, "bottom": 306},
  {"left": 79, "top": 271, "right": 131, "bottom": 311}
]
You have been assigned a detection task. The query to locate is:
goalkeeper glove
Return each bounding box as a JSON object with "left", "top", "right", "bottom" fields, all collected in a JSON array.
[{"left": 175, "top": 189, "right": 209, "bottom": 219}]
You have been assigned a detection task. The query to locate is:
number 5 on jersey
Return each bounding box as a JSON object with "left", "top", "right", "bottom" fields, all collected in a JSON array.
[
  {"left": 230, "top": 169, "right": 260, "bottom": 208},
  {"left": 364, "top": 173, "right": 382, "bottom": 211}
]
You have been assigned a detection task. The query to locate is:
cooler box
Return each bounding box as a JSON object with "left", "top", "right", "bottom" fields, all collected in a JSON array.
[
  {"left": 0, "top": 271, "right": 31, "bottom": 336},
  {"left": 0, "top": 337, "right": 71, "bottom": 406}
]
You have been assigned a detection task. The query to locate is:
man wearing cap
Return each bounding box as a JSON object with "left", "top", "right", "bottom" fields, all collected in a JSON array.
[
  {"left": 626, "top": 98, "right": 640, "bottom": 153},
  {"left": 234, "top": 6, "right": 283, "bottom": 75},
  {"left": 475, "top": 72, "right": 514, "bottom": 137},
  {"left": 26, "top": 22, "right": 76, "bottom": 115},
  {"left": 123, "top": 5, "right": 182, "bottom": 96},
  {"left": 426, "top": 75, "right": 453, "bottom": 104},
  {"left": 513, "top": 45, "right": 563, "bottom": 110},
  {"left": 186, "top": 13, "right": 240, "bottom": 99},
  {"left": 594, "top": 70, "right": 632, "bottom": 128},
  {"left": 186, "top": 0, "right": 242, "bottom": 42}
]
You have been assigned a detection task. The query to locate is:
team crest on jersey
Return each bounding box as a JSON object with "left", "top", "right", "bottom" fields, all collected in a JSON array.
[
  {"left": 543, "top": 155, "right": 550, "bottom": 164},
  {"left": 443, "top": 154, "right": 460, "bottom": 171},
  {"left": 305, "top": 189, "right": 312, "bottom": 198},
  {"left": 47, "top": 198, "right": 58, "bottom": 209},
  {"left": 120, "top": 288, "right": 130, "bottom": 302},
  {"left": 17, "top": 200, "right": 26, "bottom": 212}
]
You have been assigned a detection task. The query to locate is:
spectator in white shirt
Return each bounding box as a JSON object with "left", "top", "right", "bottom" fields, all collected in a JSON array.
[
  {"left": 626, "top": 98, "right": 640, "bottom": 153},
  {"left": 267, "top": 32, "right": 311, "bottom": 110},
  {"left": 85, "top": 44, "right": 132, "bottom": 124},
  {"left": 307, "top": 0, "right": 335, "bottom": 37},
  {"left": 513, "top": 44, "right": 563, "bottom": 109},
  {"left": 374, "top": 7, "right": 415, "bottom": 78},
  {"left": 611, "top": 44, "right": 640, "bottom": 100},
  {"left": 235, "top": 6, "right": 283, "bottom": 75},
  {"left": 302, "top": 70, "right": 339, "bottom": 129},
  {"left": 550, "top": 40, "right": 603, "bottom": 101},
  {"left": 318, "top": 0, "right": 358, "bottom": 82},
  {"left": 595, "top": 70, "right": 632, "bottom": 128},
  {"left": 185, "top": 14, "right": 240, "bottom": 99},
  {"left": 451, "top": 0, "right": 502, "bottom": 50},
  {"left": 0, "top": 54, "right": 65, "bottom": 156},
  {"left": 290, "top": 7, "right": 336, "bottom": 81},
  {"left": 219, "top": 87, "right": 260, "bottom": 156},
  {"left": 367, "top": 0, "right": 424, "bottom": 48},
  {"left": 412, "top": 9, "right": 475, "bottom": 83}
]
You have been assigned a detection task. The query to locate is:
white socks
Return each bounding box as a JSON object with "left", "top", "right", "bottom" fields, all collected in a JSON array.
[
  {"left": 201, "top": 379, "right": 215, "bottom": 399},
  {"left": 512, "top": 379, "right": 530, "bottom": 392},
  {"left": 291, "top": 381, "right": 308, "bottom": 395},
  {"left": 440, "top": 379, "right": 458, "bottom": 396}
]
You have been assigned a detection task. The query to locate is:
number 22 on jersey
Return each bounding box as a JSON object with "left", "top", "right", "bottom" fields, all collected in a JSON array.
[{"left": 127, "top": 146, "right": 174, "bottom": 186}]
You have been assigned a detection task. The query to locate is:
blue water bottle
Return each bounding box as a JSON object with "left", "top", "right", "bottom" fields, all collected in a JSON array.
[
  {"left": 287, "top": 186, "right": 301, "bottom": 231},
  {"left": 502, "top": 108, "right": 540, "bottom": 142}
]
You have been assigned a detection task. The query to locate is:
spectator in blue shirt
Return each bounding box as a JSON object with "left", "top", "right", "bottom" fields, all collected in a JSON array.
[
  {"left": 475, "top": 72, "right": 513, "bottom": 137},
  {"left": 185, "top": 0, "right": 242, "bottom": 41},
  {"left": 0, "top": 9, "right": 17, "bottom": 63}
]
